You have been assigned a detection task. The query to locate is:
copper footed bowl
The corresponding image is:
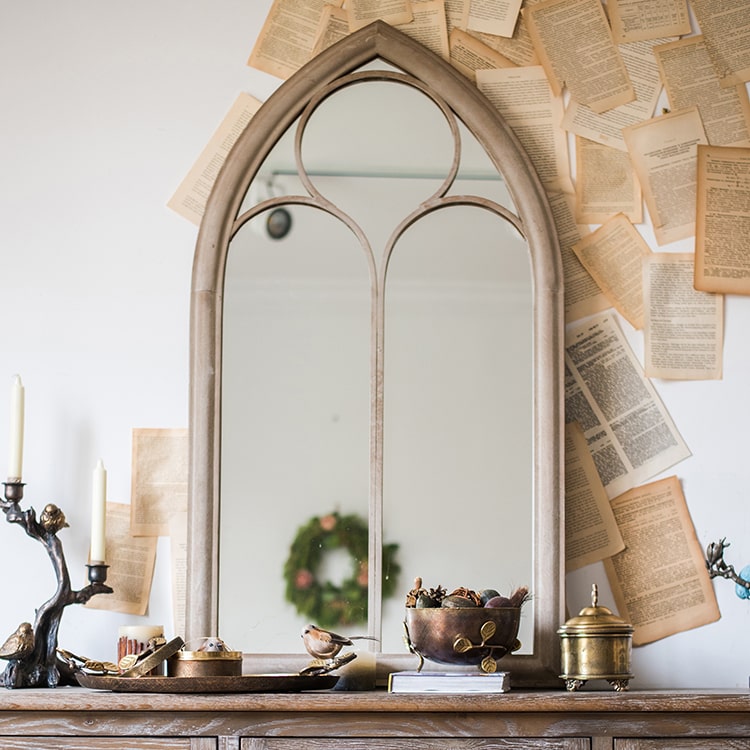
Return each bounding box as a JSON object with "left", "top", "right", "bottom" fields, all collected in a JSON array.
[{"left": 404, "top": 606, "right": 522, "bottom": 672}]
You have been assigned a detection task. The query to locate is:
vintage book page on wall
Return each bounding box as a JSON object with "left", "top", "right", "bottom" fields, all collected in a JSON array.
[
  {"left": 131, "top": 428, "right": 188, "bottom": 537},
  {"left": 562, "top": 37, "right": 672, "bottom": 152},
  {"left": 546, "top": 191, "right": 610, "bottom": 323},
  {"left": 444, "top": 0, "right": 470, "bottom": 34},
  {"left": 347, "top": 0, "right": 413, "bottom": 31},
  {"left": 466, "top": 0, "right": 522, "bottom": 38},
  {"left": 524, "top": 0, "right": 635, "bottom": 114},
  {"left": 603, "top": 476, "right": 720, "bottom": 646},
  {"left": 448, "top": 29, "right": 516, "bottom": 82},
  {"left": 694, "top": 145, "right": 750, "bottom": 294},
  {"left": 606, "top": 0, "right": 690, "bottom": 44},
  {"left": 653, "top": 36, "right": 750, "bottom": 148},
  {"left": 311, "top": 5, "right": 349, "bottom": 56},
  {"left": 565, "top": 422, "right": 625, "bottom": 572},
  {"left": 85, "top": 502, "right": 157, "bottom": 615},
  {"left": 572, "top": 213, "right": 651, "bottom": 329},
  {"left": 574, "top": 137, "right": 643, "bottom": 224},
  {"left": 643, "top": 253, "right": 723, "bottom": 380},
  {"left": 167, "top": 93, "right": 263, "bottom": 225},
  {"left": 468, "top": 0, "right": 540, "bottom": 67},
  {"left": 622, "top": 107, "right": 708, "bottom": 246},
  {"left": 565, "top": 313, "right": 690, "bottom": 498},
  {"left": 394, "top": 0, "right": 449, "bottom": 60},
  {"left": 476, "top": 66, "right": 572, "bottom": 193},
  {"left": 689, "top": 0, "right": 750, "bottom": 89},
  {"left": 247, "top": 0, "right": 344, "bottom": 79}
]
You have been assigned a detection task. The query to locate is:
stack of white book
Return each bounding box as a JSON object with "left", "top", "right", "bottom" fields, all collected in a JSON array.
[{"left": 388, "top": 670, "right": 511, "bottom": 693}]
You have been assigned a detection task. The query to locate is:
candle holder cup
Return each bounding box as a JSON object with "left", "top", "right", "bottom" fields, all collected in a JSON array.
[{"left": 0, "top": 480, "right": 113, "bottom": 688}]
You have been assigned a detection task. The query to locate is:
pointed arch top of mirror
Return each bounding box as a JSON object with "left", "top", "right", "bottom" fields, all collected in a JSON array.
[{"left": 189, "top": 20, "right": 565, "bottom": 687}]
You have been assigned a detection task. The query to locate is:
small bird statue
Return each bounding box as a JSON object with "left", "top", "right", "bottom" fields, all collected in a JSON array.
[
  {"left": 39, "top": 503, "right": 69, "bottom": 535},
  {"left": 0, "top": 622, "right": 35, "bottom": 661},
  {"left": 301, "top": 624, "right": 378, "bottom": 660}
]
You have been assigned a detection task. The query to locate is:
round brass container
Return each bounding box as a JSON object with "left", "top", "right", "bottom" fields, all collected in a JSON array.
[
  {"left": 557, "top": 584, "right": 633, "bottom": 691},
  {"left": 404, "top": 606, "right": 521, "bottom": 673},
  {"left": 167, "top": 650, "right": 243, "bottom": 678}
]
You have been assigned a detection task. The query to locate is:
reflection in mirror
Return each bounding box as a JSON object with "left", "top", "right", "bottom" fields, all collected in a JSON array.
[
  {"left": 220, "top": 203, "right": 371, "bottom": 652},
  {"left": 382, "top": 204, "right": 532, "bottom": 653}
]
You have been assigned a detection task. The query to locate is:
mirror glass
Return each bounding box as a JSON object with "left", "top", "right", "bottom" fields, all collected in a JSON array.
[{"left": 218, "top": 75, "right": 533, "bottom": 655}]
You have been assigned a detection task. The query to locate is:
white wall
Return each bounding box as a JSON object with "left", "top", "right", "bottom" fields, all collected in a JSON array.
[{"left": 1, "top": 0, "right": 749, "bottom": 688}]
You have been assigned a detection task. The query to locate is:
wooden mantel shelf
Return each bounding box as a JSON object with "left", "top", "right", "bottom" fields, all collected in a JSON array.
[
  {"left": 0, "top": 687, "right": 749, "bottom": 713},
  {"left": 1, "top": 688, "right": 750, "bottom": 747}
]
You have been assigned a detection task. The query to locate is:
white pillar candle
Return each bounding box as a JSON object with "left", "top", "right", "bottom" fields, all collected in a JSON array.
[
  {"left": 7, "top": 375, "right": 24, "bottom": 481},
  {"left": 90, "top": 459, "right": 107, "bottom": 563}
]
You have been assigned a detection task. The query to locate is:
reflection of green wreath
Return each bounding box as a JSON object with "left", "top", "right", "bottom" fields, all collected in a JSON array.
[{"left": 284, "top": 511, "right": 400, "bottom": 629}]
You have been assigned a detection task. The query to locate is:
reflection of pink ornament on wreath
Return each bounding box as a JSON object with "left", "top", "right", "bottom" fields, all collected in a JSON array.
[
  {"left": 295, "top": 569, "right": 314, "bottom": 589},
  {"left": 357, "top": 562, "right": 369, "bottom": 587},
  {"left": 319, "top": 514, "right": 337, "bottom": 531}
]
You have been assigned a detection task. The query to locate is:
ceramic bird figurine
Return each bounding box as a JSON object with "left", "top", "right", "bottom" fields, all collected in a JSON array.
[
  {"left": 0, "top": 622, "right": 35, "bottom": 661},
  {"left": 301, "top": 624, "right": 378, "bottom": 660},
  {"left": 39, "top": 503, "right": 69, "bottom": 535}
]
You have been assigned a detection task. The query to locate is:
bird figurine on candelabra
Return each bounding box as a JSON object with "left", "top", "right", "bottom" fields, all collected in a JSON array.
[{"left": 0, "top": 623, "right": 35, "bottom": 661}]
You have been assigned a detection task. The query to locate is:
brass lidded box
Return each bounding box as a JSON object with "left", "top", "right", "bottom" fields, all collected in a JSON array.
[
  {"left": 557, "top": 584, "right": 633, "bottom": 691},
  {"left": 167, "top": 638, "right": 243, "bottom": 678}
]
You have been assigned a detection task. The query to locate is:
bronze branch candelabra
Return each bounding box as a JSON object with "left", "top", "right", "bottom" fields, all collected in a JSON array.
[{"left": 0, "top": 481, "right": 112, "bottom": 688}]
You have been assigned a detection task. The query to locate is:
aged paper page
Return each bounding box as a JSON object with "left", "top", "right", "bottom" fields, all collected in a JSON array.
[
  {"left": 565, "top": 421, "right": 625, "bottom": 572},
  {"left": 575, "top": 137, "right": 643, "bottom": 223},
  {"left": 476, "top": 66, "right": 571, "bottom": 193},
  {"left": 603, "top": 476, "right": 720, "bottom": 646},
  {"left": 547, "top": 190, "right": 611, "bottom": 323},
  {"left": 347, "top": 0, "right": 413, "bottom": 31},
  {"left": 694, "top": 145, "right": 750, "bottom": 294},
  {"left": 689, "top": 0, "right": 750, "bottom": 89},
  {"left": 466, "top": 0, "right": 523, "bottom": 38},
  {"left": 167, "top": 93, "right": 263, "bottom": 225},
  {"left": 311, "top": 5, "right": 350, "bottom": 56},
  {"left": 565, "top": 313, "right": 691, "bottom": 498},
  {"left": 643, "top": 253, "right": 723, "bottom": 380},
  {"left": 562, "top": 38, "right": 671, "bottom": 152},
  {"left": 622, "top": 108, "right": 708, "bottom": 246},
  {"left": 449, "top": 28, "right": 516, "bottom": 81},
  {"left": 169, "top": 511, "right": 187, "bottom": 639},
  {"left": 131, "top": 428, "right": 188, "bottom": 537},
  {"left": 445, "top": 0, "right": 470, "bottom": 34},
  {"left": 395, "top": 0, "right": 449, "bottom": 60},
  {"left": 572, "top": 213, "right": 651, "bottom": 329},
  {"left": 85, "top": 502, "right": 157, "bottom": 616},
  {"left": 248, "top": 0, "right": 344, "bottom": 79},
  {"left": 469, "top": 0, "right": 540, "bottom": 67},
  {"left": 525, "top": 0, "right": 635, "bottom": 114},
  {"left": 607, "top": 0, "right": 689, "bottom": 44},
  {"left": 654, "top": 36, "right": 750, "bottom": 148}
]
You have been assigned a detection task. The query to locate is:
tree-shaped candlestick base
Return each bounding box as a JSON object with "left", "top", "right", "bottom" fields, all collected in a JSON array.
[{"left": 0, "top": 481, "right": 113, "bottom": 688}]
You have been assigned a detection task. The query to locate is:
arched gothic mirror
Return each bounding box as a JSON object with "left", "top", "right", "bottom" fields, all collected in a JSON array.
[{"left": 188, "top": 21, "right": 564, "bottom": 687}]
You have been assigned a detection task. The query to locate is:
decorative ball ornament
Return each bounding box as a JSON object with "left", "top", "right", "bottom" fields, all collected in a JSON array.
[{"left": 284, "top": 511, "right": 400, "bottom": 629}]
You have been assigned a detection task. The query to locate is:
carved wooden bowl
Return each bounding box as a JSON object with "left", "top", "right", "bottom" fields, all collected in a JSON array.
[{"left": 404, "top": 606, "right": 522, "bottom": 672}]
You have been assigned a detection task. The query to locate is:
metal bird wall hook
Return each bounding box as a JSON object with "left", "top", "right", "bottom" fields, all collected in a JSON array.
[
  {"left": 705, "top": 537, "right": 750, "bottom": 600},
  {"left": 0, "top": 481, "right": 113, "bottom": 688}
]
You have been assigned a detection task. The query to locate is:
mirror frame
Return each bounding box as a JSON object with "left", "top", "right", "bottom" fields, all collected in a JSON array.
[{"left": 187, "top": 20, "right": 565, "bottom": 687}]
